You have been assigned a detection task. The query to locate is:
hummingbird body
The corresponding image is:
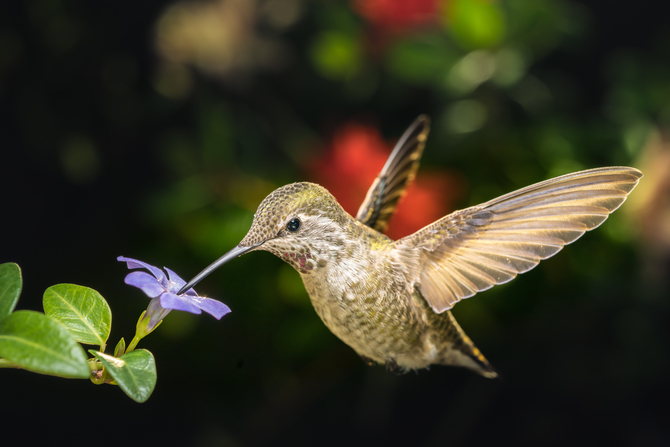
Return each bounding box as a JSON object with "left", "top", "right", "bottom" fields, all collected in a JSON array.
[
  {"left": 180, "top": 116, "right": 642, "bottom": 377},
  {"left": 227, "top": 181, "right": 497, "bottom": 376}
]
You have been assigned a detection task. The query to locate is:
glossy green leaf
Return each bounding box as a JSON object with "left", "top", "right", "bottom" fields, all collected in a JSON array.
[
  {"left": 0, "top": 310, "right": 89, "bottom": 378},
  {"left": 43, "top": 284, "right": 111, "bottom": 347},
  {"left": 0, "top": 262, "right": 22, "bottom": 319},
  {"left": 91, "top": 349, "right": 157, "bottom": 403}
]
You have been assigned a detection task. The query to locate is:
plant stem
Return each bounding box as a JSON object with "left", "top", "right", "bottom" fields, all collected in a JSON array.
[{"left": 126, "top": 334, "right": 142, "bottom": 353}]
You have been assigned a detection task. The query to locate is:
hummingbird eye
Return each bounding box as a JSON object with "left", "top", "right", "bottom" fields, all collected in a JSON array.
[{"left": 286, "top": 218, "right": 301, "bottom": 233}]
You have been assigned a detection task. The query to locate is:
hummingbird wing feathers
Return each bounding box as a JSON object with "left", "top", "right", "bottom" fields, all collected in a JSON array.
[
  {"left": 395, "top": 167, "right": 643, "bottom": 313},
  {"left": 356, "top": 115, "right": 431, "bottom": 233}
]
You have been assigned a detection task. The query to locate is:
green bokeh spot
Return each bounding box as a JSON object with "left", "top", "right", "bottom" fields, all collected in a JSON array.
[
  {"left": 310, "top": 31, "right": 362, "bottom": 81},
  {"left": 446, "top": 0, "right": 507, "bottom": 49},
  {"left": 386, "top": 36, "right": 458, "bottom": 85}
]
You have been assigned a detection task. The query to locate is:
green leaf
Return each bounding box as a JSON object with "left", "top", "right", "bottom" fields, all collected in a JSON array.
[
  {"left": 114, "top": 337, "right": 126, "bottom": 357},
  {"left": 91, "top": 349, "right": 156, "bottom": 403},
  {"left": 0, "top": 310, "right": 89, "bottom": 378},
  {"left": 43, "top": 284, "right": 111, "bottom": 347},
  {"left": 0, "top": 262, "right": 22, "bottom": 319}
]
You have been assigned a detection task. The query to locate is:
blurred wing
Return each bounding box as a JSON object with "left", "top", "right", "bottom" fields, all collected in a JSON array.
[
  {"left": 356, "top": 115, "right": 431, "bottom": 233},
  {"left": 395, "top": 167, "right": 643, "bottom": 313}
]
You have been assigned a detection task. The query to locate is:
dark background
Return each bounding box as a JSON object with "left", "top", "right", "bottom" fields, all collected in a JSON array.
[{"left": 2, "top": 0, "right": 669, "bottom": 445}]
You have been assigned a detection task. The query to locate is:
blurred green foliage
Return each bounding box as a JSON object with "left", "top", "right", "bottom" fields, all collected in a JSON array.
[
  {"left": 1, "top": 0, "right": 669, "bottom": 445},
  {"left": 447, "top": 0, "right": 507, "bottom": 49}
]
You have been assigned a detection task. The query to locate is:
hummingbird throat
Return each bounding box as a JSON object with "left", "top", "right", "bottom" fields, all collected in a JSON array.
[
  {"left": 282, "top": 250, "right": 314, "bottom": 272},
  {"left": 267, "top": 238, "right": 325, "bottom": 274}
]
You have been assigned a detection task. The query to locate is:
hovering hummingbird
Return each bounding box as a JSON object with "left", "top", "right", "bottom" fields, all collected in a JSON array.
[{"left": 179, "top": 116, "right": 642, "bottom": 377}]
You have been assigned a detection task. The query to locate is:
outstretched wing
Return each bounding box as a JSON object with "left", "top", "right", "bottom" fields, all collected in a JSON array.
[
  {"left": 395, "top": 167, "right": 643, "bottom": 313},
  {"left": 356, "top": 115, "right": 431, "bottom": 233}
]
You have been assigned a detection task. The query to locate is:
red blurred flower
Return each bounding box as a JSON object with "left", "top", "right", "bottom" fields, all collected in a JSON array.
[
  {"left": 309, "top": 120, "right": 463, "bottom": 239},
  {"left": 351, "top": 0, "right": 440, "bottom": 33}
]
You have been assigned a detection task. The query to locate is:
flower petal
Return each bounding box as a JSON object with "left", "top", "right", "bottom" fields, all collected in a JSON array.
[
  {"left": 163, "top": 267, "right": 196, "bottom": 295},
  {"left": 160, "top": 292, "right": 202, "bottom": 314},
  {"left": 118, "top": 256, "right": 166, "bottom": 282},
  {"left": 164, "top": 267, "right": 185, "bottom": 286},
  {"left": 195, "top": 297, "right": 231, "bottom": 320},
  {"left": 124, "top": 271, "right": 166, "bottom": 298}
]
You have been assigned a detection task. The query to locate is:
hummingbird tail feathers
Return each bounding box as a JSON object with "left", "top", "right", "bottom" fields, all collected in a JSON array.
[{"left": 433, "top": 310, "right": 498, "bottom": 378}]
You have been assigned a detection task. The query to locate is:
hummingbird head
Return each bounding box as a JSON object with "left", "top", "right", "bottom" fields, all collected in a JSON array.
[
  {"left": 240, "top": 182, "right": 352, "bottom": 269},
  {"left": 178, "top": 182, "right": 349, "bottom": 293}
]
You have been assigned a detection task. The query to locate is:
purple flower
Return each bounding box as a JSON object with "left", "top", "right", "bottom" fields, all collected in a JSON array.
[{"left": 118, "top": 256, "right": 231, "bottom": 332}]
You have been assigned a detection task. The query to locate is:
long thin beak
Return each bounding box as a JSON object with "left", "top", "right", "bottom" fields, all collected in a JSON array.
[{"left": 177, "top": 242, "right": 263, "bottom": 294}]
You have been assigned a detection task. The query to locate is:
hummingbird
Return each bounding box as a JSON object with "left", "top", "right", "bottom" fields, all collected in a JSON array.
[{"left": 178, "top": 115, "right": 642, "bottom": 377}]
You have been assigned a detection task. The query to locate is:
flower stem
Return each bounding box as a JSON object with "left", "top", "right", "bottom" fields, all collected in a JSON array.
[{"left": 126, "top": 334, "right": 142, "bottom": 353}]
